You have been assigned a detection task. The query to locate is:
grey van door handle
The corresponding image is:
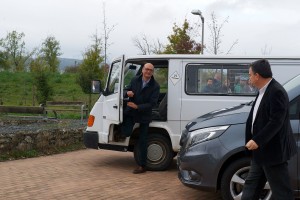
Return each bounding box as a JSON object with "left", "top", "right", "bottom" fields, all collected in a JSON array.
[{"left": 113, "top": 105, "right": 118, "bottom": 109}]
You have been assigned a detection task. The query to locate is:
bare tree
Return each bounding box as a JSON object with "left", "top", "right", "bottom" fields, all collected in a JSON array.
[
  {"left": 132, "top": 37, "right": 146, "bottom": 55},
  {"left": 225, "top": 40, "right": 239, "bottom": 55},
  {"left": 261, "top": 44, "right": 272, "bottom": 55},
  {"left": 206, "top": 12, "right": 238, "bottom": 55},
  {"left": 102, "top": 2, "right": 116, "bottom": 65},
  {"left": 152, "top": 38, "right": 164, "bottom": 54},
  {"left": 132, "top": 34, "right": 164, "bottom": 55},
  {"left": 132, "top": 34, "right": 151, "bottom": 55}
]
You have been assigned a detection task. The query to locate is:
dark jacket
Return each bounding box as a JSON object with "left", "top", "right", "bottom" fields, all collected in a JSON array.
[
  {"left": 124, "top": 74, "right": 160, "bottom": 123},
  {"left": 245, "top": 79, "right": 297, "bottom": 166}
]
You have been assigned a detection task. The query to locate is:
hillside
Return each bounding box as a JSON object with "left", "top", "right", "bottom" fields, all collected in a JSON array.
[{"left": 0, "top": 71, "right": 98, "bottom": 107}]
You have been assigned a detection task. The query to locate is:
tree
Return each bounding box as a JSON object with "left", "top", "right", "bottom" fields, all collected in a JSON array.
[
  {"left": 132, "top": 34, "right": 164, "bottom": 55},
  {"left": 0, "top": 50, "right": 10, "bottom": 71},
  {"left": 132, "top": 19, "right": 202, "bottom": 55},
  {"left": 164, "top": 19, "right": 201, "bottom": 54},
  {"left": 0, "top": 30, "right": 34, "bottom": 71},
  {"left": 206, "top": 12, "right": 238, "bottom": 55},
  {"left": 152, "top": 38, "right": 165, "bottom": 54},
  {"left": 132, "top": 34, "right": 151, "bottom": 55},
  {"left": 29, "top": 54, "right": 48, "bottom": 73},
  {"left": 261, "top": 44, "right": 272, "bottom": 55},
  {"left": 77, "top": 34, "right": 104, "bottom": 109},
  {"left": 29, "top": 56, "right": 53, "bottom": 105},
  {"left": 102, "top": 2, "right": 116, "bottom": 65},
  {"left": 40, "top": 36, "right": 62, "bottom": 72}
]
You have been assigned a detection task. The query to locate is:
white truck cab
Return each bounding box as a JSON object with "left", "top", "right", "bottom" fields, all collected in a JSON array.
[{"left": 83, "top": 55, "right": 300, "bottom": 170}]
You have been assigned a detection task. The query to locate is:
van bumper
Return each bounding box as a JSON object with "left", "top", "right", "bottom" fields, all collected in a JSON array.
[
  {"left": 177, "top": 138, "right": 224, "bottom": 191},
  {"left": 83, "top": 131, "right": 99, "bottom": 149}
]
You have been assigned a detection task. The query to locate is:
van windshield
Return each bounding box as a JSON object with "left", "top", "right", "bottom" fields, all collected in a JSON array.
[{"left": 283, "top": 74, "right": 300, "bottom": 93}]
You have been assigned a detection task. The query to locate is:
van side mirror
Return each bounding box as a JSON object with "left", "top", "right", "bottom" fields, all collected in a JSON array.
[{"left": 91, "top": 80, "right": 102, "bottom": 94}]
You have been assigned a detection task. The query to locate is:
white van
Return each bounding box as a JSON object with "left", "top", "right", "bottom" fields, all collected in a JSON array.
[{"left": 83, "top": 55, "right": 300, "bottom": 171}]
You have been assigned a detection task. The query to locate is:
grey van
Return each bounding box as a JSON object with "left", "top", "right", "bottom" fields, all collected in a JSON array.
[{"left": 177, "top": 74, "right": 300, "bottom": 200}]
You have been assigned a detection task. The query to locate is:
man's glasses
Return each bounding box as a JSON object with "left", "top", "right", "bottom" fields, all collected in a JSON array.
[{"left": 144, "top": 68, "right": 154, "bottom": 72}]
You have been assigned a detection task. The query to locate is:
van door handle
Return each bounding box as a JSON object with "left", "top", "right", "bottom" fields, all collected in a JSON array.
[{"left": 113, "top": 105, "right": 118, "bottom": 109}]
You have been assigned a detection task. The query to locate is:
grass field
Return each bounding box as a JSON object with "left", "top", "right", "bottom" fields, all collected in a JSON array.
[
  {"left": 0, "top": 71, "right": 99, "bottom": 119},
  {"left": 0, "top": 71, "right": 99, "bottom": 105}
]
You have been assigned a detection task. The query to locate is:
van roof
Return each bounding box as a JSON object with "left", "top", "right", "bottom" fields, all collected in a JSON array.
[
  {"left": 124, "top": 54, "right": 300, "bottom": 60},
  {"left": 122, "top": 54, "right": 300, "bottom": 65}
]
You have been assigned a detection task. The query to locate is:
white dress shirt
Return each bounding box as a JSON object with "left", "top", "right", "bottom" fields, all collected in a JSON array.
[{"left": 252, "top": 79, "right": 272, "bottom": 133}]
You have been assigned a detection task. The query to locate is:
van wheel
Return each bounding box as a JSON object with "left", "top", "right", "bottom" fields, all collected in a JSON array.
[
  {"left": 220, "top": 157, "right": 272, "bottom": 200},
  {"left": 133, "top": 133, "right": 173, "bottom": 171}
]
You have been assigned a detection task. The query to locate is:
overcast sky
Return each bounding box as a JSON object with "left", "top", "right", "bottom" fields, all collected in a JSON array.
[{"left": 1, "top": 0, "right": 300, "bottom": 62}]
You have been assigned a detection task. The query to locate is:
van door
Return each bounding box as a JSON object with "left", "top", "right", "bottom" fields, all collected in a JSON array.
[{"left": 101, "top": 56, "right": 124, "bottom": 142}]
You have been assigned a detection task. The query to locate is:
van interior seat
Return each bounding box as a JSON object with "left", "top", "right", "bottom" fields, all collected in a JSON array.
[{"left": 152, "top": 92, "right": 167, "bottom": 121}]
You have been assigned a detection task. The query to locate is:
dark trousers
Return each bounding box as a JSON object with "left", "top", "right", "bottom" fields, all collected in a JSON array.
[
  {"left": 241, "top": 160, "right": 293, "bottom": 200},
  {"left": 121, "top": 116, "right": 149, "bottom": 167}
]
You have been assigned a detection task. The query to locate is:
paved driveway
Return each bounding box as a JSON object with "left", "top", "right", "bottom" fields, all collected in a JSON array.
[{"left": 0, "top": 149, "right": 222, "bottom": 200}]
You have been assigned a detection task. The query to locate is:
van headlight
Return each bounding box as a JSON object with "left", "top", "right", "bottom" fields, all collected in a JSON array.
[{"left": 186, "top": 126, "right": 229, "bottom": 148}]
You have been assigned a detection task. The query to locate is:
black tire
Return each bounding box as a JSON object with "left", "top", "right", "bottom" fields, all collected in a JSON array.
[
  {"left": 220, "top": 157, "right": 272, "bottom": 200},
  {"left": 133, "top": 133, "right": 173, "bottom": 171}
]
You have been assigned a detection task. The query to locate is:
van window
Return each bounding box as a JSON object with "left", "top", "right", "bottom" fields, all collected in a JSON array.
[
  {"left": 154, "top": 68, "right": 168, "bottom": 93},
  {"left": 185, "top": 64, "right": 257, "bottom": 96},
  {"left": 123, "top": 63, "right": 168, "bottom": 93},
  {"left": 107, "top": 60, "right": 122, "bottom": 95},
  {"left": 123, "top": 63, "right": 141, "bottom": 89}
]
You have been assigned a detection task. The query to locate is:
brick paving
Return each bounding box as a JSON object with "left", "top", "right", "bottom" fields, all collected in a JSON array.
[{"left": 0, "top": 149, "right": 222, "bottom": 200}]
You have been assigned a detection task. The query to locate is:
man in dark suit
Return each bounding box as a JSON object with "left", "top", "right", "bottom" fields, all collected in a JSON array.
[
  {"left": 242, "top": 59, "right": 297, "bottom": 200},
  {"left": 121, "top": 63, "right": 160, "bottom": 174}
]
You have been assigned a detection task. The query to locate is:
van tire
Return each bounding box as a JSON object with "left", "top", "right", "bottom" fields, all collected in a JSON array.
[
  {"left": 220, "top": 157, "right": 272, "bottom": 200},
  {"left": 134, "top": 133, "right": 173, "bottom": 171}
]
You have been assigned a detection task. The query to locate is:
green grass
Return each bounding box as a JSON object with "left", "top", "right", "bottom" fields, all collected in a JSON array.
[
  {"left": 0, "top": 149, "right": 39, "bottom": 161},
  {"left": 0, "top": 71, "right": 99, "bottom": 118}
]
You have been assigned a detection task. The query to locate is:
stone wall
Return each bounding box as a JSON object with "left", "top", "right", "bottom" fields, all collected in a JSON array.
[{"left": 0, "top": 119, "right": 85, "bottom": 154}]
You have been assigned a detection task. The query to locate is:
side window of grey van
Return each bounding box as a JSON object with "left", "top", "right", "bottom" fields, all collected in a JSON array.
[{"left": 185, "top": 64, "right": 257, "bottom": 95}]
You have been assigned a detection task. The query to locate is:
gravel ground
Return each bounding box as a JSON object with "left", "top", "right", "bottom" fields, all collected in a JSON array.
[{"left": 0, "top": 118, "right": 87, "bottom": 134}]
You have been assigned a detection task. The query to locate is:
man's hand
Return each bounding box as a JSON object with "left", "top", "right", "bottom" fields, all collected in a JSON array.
[
  {"left": 245, "top": 139, "right": 259, "bottom": 150},
  {"left": 127, "top": 102, "right": 138, "bottom": 109},
  {"left": 127, "top": 91, "right": 134, "bottom": 97}
]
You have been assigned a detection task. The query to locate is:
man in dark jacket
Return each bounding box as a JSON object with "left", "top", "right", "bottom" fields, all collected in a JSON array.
[
  {"left": 242, "top": 59, "right": 297, "bottom": 200},
  {"left": 121, "top": 63, "right": 160, "bottom": 174}
]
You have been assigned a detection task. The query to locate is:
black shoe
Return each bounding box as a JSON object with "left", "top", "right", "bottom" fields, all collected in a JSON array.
[{"left": 132, "top": 166, "right": 146, "bottom": 174}]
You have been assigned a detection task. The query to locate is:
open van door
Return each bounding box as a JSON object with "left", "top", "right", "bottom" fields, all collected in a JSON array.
[{"left": 101, "top": 56, "right": 124, "bottom": 142}]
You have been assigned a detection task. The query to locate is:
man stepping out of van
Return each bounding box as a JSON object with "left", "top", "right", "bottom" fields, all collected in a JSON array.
[{"left": 119, "top": 63, "right": 160, "bottom": 174}]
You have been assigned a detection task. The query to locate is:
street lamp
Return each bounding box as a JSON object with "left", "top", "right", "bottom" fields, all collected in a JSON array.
[{"left": 191, "top": 9, "right": 204, "bottom": 54}]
